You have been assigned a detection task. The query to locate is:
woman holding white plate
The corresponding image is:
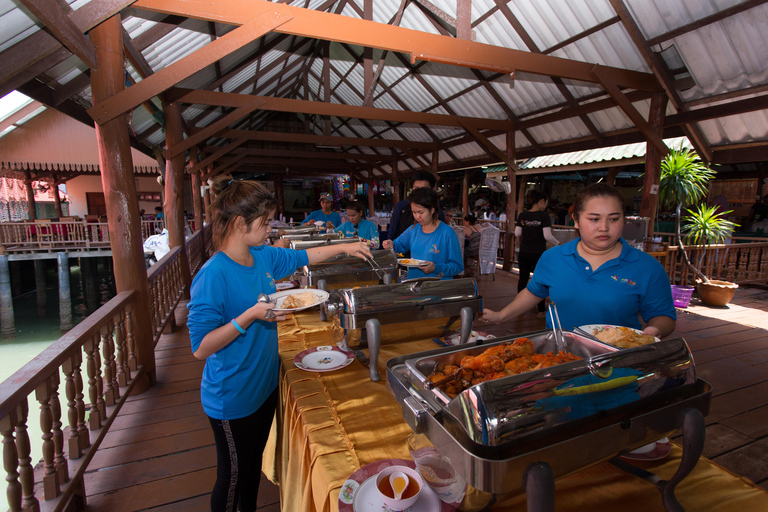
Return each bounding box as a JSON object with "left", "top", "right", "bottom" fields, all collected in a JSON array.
[
  {"left": 187, "top": 177, "right": 370, "bottom": 512},
  {"left": 481, "top": 183, "right": 676, "bottom": 339},
  {"left": 382, "top": 187, "right": 463, "bottom": 280}
]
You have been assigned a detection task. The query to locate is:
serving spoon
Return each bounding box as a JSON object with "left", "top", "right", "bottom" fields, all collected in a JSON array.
[{"left": 389, "top": 470, "right": 410, "bottom": 499}]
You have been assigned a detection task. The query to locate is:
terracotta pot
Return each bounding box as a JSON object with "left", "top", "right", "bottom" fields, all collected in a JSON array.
[{"left": 695, "top": 280, "right": 738, "bottom": 307}]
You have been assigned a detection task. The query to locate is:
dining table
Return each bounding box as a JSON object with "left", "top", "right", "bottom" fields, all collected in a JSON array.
[{"left": 262, "top": 309, "right": 768, "bottom": 512}]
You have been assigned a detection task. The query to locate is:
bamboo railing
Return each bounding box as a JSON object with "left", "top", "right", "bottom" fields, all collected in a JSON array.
[{"left": 0, "top": 226, "right": 210, "bottom": 512}]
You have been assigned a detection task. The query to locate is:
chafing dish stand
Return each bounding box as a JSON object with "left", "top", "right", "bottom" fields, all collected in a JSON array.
[
  {"left": 325, "top": 277, "right": 482, "bottom": 381},
  {"left": 387, "top": 331, "right": 711, "bottom": 512}
]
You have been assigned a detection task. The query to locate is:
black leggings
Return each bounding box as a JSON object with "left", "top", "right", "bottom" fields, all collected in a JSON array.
[
  {"left": 518, "top": 250, "right": 546, "bottom": 312},
  {"left": 208, "top": 389, "right": 278, "bottom": 512}
]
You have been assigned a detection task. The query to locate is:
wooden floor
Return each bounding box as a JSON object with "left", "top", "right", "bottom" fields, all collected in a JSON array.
[{"left": 80, "top": 270, "right": 768, "bottom": 511}]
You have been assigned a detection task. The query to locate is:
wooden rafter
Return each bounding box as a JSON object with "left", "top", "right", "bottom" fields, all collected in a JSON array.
[
  {"left": 88, "top": 5, "right": 293, "bottom": 125},
  {"left": 133, "top": 0, "right": 660, "bottom": 91},
  {"left": 459, "top": 119, "right": 520, "bottom": 172}
]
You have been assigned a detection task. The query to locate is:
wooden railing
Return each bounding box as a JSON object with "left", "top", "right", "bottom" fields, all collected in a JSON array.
[
  {"left": 0, "top": 226, "right": 210, "bottom": 511},
  {"left": 0, "top": 220, "right": 111, "bottom": 251},
  {"left": 666, "top": 242, "right": 768, "bottom": 286},
  {"left": 0, "top": 291, "right": 143, "bottom": 512}
]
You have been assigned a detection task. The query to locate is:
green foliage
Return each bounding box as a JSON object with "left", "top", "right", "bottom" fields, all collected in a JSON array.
[
  {"left": 682, "top": 205, "right": 739, "bottom": 246},
  {"left": 658, "top": 147, "right": 716, "bottom": 210}
]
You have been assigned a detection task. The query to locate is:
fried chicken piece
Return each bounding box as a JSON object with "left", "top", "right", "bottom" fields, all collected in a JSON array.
[{"left": 460, "top": 353, "right": 505, "bottom": 373}]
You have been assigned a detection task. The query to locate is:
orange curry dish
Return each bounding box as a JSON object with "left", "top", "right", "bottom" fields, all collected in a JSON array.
[{"left": 426, "top": 338, "right": 581, "bottom": 398}]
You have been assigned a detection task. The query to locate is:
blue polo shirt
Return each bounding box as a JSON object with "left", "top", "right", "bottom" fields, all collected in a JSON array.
[
  {"left": 335, "top": 219, "right": 381, "bottom": 248},
  {"left": 527, "top": 238, "right": 676, "bottom": 330},
  {"left": 301, "top": 209, "right": 342, "bottom": 228}
]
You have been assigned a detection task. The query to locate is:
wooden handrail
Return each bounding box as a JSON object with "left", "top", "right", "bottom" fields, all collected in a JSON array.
[
  {"left": 0, "top": 224, "right": 211, "bottom": 511},
  {"left": 665, "top": 242, "right": 768, "bottom": 286}
]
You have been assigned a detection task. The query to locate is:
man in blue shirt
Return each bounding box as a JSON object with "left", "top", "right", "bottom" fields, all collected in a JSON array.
[{"left": 301, "top": 192, "right": 342, "bottom": 229}]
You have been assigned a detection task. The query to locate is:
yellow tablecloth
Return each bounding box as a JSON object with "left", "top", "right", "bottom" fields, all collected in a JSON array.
[{"left": 264, "top": 311, "right": 768, "bottom": 512}]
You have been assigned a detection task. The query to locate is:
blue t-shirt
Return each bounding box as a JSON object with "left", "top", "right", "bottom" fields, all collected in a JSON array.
[
  {"left": 187, "top": 246, "right": 309, "bottom": 420},
  {"left": 392, "top": 221, "right": 463, "bottom": 280},
  {"left": 335, "top": 219, "right": 380, "bottom": 248},
  {"left": 301, "top": 210, "right": 342, "bottom": 228},
  {"left": 526, "top": 238, "right": 676, "bottom": 330}
]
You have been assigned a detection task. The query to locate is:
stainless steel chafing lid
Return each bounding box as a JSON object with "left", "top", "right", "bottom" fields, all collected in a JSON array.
[
  {"left": 290, "top": 237, "right": 361, "bottom": 251},
  {"left": 301, "top": 248, "right": 397, "bottom": 276},
  {"left": 276, "top": 226, "right": 324, "bottom": 235},
  {"left": 441, "top": 337, "right": 695, "bottom": 447},
  {"left": 282, "top": 232, "right": 343, "bottom": 241},
  {"left": 335, "top": 277, "right": 477, "bottom": 314}
]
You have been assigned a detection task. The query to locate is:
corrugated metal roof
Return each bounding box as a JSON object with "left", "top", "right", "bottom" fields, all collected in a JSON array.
[{"left": 0, "top": 0, "right": 766, "bottom": 175}]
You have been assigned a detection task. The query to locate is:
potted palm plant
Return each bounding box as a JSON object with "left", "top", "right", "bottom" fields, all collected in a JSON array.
[
  {"left": 681, "top": 204, "right": 739, "bottom": 306},
  {"left": 657, "top": 146, "right": 739, "bottom": 306}
]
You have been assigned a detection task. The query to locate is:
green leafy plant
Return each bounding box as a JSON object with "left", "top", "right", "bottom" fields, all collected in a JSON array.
[
  {"left": 658, "top": 146, "right": 717, "bottom": 283},
  {"left": 681, "top": 204, "right": 739, "bottom": 279}
]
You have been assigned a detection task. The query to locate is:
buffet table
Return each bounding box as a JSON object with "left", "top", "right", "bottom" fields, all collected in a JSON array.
[{"left": 264, "top": 310, "right": 768, "bottom": 512}]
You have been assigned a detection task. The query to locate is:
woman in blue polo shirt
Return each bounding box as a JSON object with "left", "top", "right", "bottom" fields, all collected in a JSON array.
[
  {"left": 334, "top": 200, "right": 380, "bottom": 248},
  {"left": 482, "top": 183, "right": 676, "bottom": 338},
  {"left": 383, "top": 187, "right": 463, "bottom": 280}
]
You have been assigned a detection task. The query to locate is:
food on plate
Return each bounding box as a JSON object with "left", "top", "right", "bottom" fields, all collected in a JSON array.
[
  {"left": 426, "top": 338, "right": 580, "bottom": 398},
  {"left": 280, "top": 291, "right": 318, "bottom": 309},
  {"left": 399, "top": 259, "right": 412, "bottom": 264},
  {"left": 593, "top": 326, "right": 656, "bottom": 348},
  {"left": 397, "top": 253, "right": 404, "bottom": 257}
]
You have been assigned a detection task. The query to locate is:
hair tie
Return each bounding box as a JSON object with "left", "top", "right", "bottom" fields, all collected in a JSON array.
[{"left": 228, "top": 180, "right": 234, "bottom": 186}]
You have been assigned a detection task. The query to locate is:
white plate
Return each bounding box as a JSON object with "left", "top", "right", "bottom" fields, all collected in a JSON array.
[
  {"left": 294, "top": 346, "right": 355, "bottom": 372},
  {"left": 268, "top": 289, "right": 330, "bottom": 312},
  {"left": 397, "top": 258, "right": 427, "bottom": 267},
  {"left": 577, "top": 324, "right": 660, "bottom": 344}
]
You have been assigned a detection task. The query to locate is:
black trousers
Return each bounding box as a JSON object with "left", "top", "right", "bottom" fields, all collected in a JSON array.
[
  {"left": 518, "top": 250, "right": 546, "bottom": 312},
  {"left": 208, "top": 389, "right": 278, "bottom": 512}
]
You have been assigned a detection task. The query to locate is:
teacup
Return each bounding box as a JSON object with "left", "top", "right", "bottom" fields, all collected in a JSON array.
[{"left": 375, "top": 465, "right": 422, "bottom": 511}]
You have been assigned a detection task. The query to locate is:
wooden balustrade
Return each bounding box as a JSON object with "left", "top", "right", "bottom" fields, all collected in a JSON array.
[
  {"left": 0, "top": 227, "right": 210, "bottom": 511},
  {"left": 666, "top": 242, "right": 768, "bottom": 286},
  {"left": 0, "top": 291, "right": 142, "bottom": 511},
  {"left": 0, "top": 220, "right": 111, "bottom": 252}
]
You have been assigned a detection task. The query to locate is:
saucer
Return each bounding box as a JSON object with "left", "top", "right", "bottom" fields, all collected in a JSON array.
[
  {"left": 339, "top": 459, "right": 453, "bottom": 512},
  {"left": 620, "top": 438, "right": 671, "bottom": 461}
]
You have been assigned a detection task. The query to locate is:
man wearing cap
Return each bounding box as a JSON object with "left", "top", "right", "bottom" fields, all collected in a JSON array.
[{"left": 300, "top": 192, "right": 342, "bottom": 229}]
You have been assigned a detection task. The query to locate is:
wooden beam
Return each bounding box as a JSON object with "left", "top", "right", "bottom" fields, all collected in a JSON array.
[
  {"left": 174, "top": 88, "right": 517, "bottom": 130},
  {"left": 190, "top": 137, "right": 250, "bottom": 173},
  {"left": 646, "top": 0, "right": 768, "bottom": 47},
  {"left": 133, "top": 0, "right": 661, "bottom": 91},
  {"left": 87, "top": 5, "right": 293, "bottom": 125},
  {"left": 18, "top": 0, "right": 97, "bottom": 68},
  {"left": 0, "top": 0, "right": 134, "bottom": 88},
  {"left": 221, "top": 128, "right": 437, "bottom": 150},
  {"left": 0, "top": 101, "right": 42, "bottom": 133},
  {"left": 591, "top": 64, "right": 668, "bottom": 156},
  {"left": 459, "top": 119, "right": 520, "bottom": 172},
  {"left": 666, "top": 94, "right": 768, "bottom": 127},
  {"left": 162, "top": 97, "right": 266, "bottom": 159}
]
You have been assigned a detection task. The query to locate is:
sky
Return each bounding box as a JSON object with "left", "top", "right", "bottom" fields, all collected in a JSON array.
[{"left": 0, "top": 90, "right": 33, "bottom": 121}]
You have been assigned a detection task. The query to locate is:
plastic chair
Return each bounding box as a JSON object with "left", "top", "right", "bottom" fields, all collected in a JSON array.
[{"left": 477, "top": 225, "right": 500, "bottom": 280}]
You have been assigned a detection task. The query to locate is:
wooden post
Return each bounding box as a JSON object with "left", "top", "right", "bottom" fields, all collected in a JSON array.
[
  {"left": 367, "top": 180, "right": 375, "bottom": 217},
  {"left": 0, "top": 254, "right": 15, "bottom": 338},
  {"left": 204, "top": 165, "right": 213, "bottom": 224},
  {"left": 90, "top": 14, "right": 154, "bottom": 392},
  {"left": 163, "top": 101, "right": 192, "bottom": 301},
  {"left": 391, "top": 161, "right": 400, "bottom": 205},
  {"left": 503, "top": 131, "right": 517, "bottom": 271},
  {"left": 52, "top": 177, "right": 63, "bottom": 218},
  {"left": 462, "top": 170, "right": 470, "bottom": 217},
  {"left": 34, "top": 260, "right": 47, "bottom": 317},
  {"left": 57, "top": 253, "right": 73, "bottom": 332},
  {"left": 640, "top": 93, "right": 668, "bottom": 235},
  {"left": 191, "top": 171, "right": 204, "bottom": 233},
  {"left": 24, "top": 171, "right": 36, "bottom": 220},
  {"left": 274, "top": 176, "right": 285, "bottom": 218}
]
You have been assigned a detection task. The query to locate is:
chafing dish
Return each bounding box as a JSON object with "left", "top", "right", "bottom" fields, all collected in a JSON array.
[
  {"left": 281, "top": 232, "right": 343, "bottom": 242},
  {"left": 273, "top": 226, "right": 324, "bottom": 235},
  {"left": 324, "top": 277, "right": 482, "bottom": 381},
  {"left": 294, "top": 248, "right": 397, "bottom": 289},
  {"left": 289, "top": 236, "right": 361, "bottom": 251},
  {"left": 387, "top": 331, "right": 710, "bottom": 511}
]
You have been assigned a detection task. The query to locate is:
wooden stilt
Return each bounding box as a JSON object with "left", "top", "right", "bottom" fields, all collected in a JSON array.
[
  {"left": 0, "top": 255, "right": 16, "bottom": 338},
  {"left": 58, "top": 252, "right": 73, "bottom": 332},
  {"left": 90, "top": 14, "right": 155, "bottom": 392},
  {"left": 503, "top": 130, "right": 517, "bottom": 272},
  {"left": 35, "top": 259, "right": 47, "bottom": 317}
]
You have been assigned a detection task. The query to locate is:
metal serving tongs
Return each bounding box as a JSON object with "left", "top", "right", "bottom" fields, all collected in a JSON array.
[
  {"left": 548, "top": 300, "right": 568, "bottom": 353},
  {"left": 363, "top": 253, "right": 388, "bottom": 282}
]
